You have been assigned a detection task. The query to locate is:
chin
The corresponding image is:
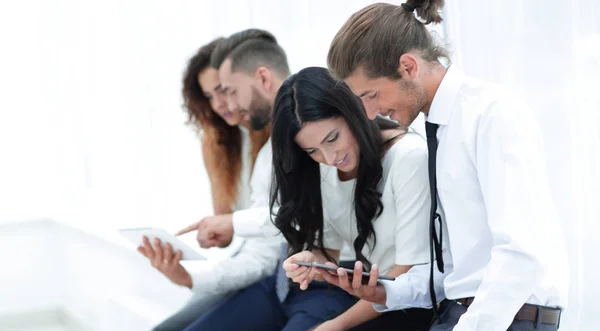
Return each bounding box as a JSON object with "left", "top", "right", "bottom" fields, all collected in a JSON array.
[
  {"left": 394, "top": 117, "right": 411, "bottom": 129},
  {"left": 344, "top": 163, "right": 358, "bottom": 174},
  {"left": 389, "top": 113, "right": 402, "bottom": 123},
  {"left": 225, "top": 119, "right": 240, "bottom": 126}
]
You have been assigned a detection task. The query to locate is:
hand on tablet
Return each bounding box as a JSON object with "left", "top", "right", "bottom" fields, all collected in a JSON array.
[
  {"left": 138, "top": 236, "right": 193, "bottom": 288},
  {"left": 283, "top": 251, "right": 319, "bottom": 290},
  {"left": 176, "top": 214, "right": 234, "bottom": 249},
  {"left": 314, "top": 260, "right": 387, "bottom": 305}
]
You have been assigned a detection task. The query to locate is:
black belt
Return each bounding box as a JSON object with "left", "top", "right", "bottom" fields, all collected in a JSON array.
[{"left": 455, "top": 297, "right": 561, "bottom": 326}]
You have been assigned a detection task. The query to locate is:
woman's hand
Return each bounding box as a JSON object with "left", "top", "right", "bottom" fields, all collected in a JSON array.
[
  {"left": 282, "top": 250, "right": 319, "bottom": 290},
  {"left": 138, "top": 236, "right": 192, "bottom": 288},
  {"left": 314, "top": 261, "right": 388, "bottom": 305}
]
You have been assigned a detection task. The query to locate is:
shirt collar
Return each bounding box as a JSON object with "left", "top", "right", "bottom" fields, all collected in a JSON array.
[{"left": 426, "top": 65, "right": 465, "bottom": 126}]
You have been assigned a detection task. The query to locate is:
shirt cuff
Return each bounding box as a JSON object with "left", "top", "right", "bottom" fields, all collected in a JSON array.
[
  {"left": 183, "top": 260, "right": 220, "bottom": 294},
  {"left": 373, "top": 279, "right": 415, "bottom": 312},
  {"left": 232, "top": 207, "right": 270, "bottom": 237},
  {"left": 372, "top": 266, "right": 447, "bottom": 312}
]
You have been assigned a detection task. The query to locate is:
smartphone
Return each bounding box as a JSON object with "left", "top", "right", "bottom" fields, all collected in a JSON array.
[{"left": 292, "top": 261, "right": 395, "bottom": 284}]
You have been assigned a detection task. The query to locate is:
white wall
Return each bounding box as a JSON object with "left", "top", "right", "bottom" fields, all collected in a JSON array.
[
  {"left": 0, "top": 0, "right": 412, "bottom": 232},
  {"left": 0, "top": 0, "right": 597, "bottom": 330}
]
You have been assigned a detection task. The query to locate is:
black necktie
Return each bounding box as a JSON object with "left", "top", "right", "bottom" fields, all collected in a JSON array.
[{"left": 426, "top": 121, "right": 444, "bottom": 316}]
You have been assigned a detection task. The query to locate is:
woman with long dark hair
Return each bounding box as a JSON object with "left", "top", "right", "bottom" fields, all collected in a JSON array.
[
  {"left": 272, "top": 67, "right": 433, "bottom": 330},
  {"left": 138, "top": 38, "right": 274, "bottom": 331}
]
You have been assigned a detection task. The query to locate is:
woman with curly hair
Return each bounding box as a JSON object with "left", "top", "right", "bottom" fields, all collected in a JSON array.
[{"left": 138, "top": 38, "right": 273, "bottom": 331}]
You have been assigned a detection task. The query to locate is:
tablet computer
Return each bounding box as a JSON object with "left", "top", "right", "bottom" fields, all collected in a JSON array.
[
  {"left": 119, "top": 227, "right": 206, "bottom": 261},
  {"left": 293, "top": 261, "right": 395, "bottom": 283}
]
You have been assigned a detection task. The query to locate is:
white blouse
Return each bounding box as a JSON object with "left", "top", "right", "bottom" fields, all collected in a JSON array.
[{"left": 320, "top": 131, "right": 431, "bottom": 274}]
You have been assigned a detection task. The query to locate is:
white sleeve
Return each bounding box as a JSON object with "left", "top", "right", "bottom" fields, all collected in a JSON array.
[
  {"left": 232, "top": 206, "right": 272, "bottom": 237},
  {"left": 373, "top": 249, "right": 452, "bottom": 311},
  {"left": 231, "top": 141, "right": 280, "bottom": 238},
  {"left": 453, "top": 96, "right": 557, "bottom": 331},
  {"left": 391, "top": 139, "right": 431, "bottom": 265},
  {"left": 185, "top": 236, "right": 282, "bottom": 295}
]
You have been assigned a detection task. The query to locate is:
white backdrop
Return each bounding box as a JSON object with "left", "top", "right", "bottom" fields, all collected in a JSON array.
[
  {"left": 0, "top": 0, "right": 597, "bottom": 330},
  {"left": 0, "top": 0, "right": 419, "bottom": 235}
]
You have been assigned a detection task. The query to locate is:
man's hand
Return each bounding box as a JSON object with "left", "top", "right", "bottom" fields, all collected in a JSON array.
[
  {"left": 138, "top": 236, "right": 192, "bottom": 288},
  {"left": 315, "top": 261, "right": 387, "bottom": 305},
  {"left": 176, "top": 214, "right": 234, "bottom": 249}
]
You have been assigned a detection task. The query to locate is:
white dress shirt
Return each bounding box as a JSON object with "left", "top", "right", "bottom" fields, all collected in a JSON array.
[
  {"left": 230, "top": 139, "right": 282, "bottom": 238},
  {"left": 385, "top": 66, "right": 569, "bottom": 330},
  {"left": 320, "top": 131, "right": 431, "bottom": 274},
  {"left": 185, "top": 134, "right": 281, "bottom": 295},
  {"left": 373, "top": 249, "right": 452, "bottom": 311}
]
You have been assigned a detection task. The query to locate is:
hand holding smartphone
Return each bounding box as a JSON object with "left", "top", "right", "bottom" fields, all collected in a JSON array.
[{"left": 292, "top": 261, "right": 395, "bottom": 284}]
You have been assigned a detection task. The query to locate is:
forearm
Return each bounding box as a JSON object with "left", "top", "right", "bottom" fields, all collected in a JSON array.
[
  {"left": 186, "top": 237, "right": 281, "bottom": 295},
  {"left": 212, "top": 201, "right": 231, "bottom": 215},
  {"left": 209, "top": 182, "right": 232, "bottom": 215},
  {"left": 332, "top": 299, "right": 381, "bottom": 330}
]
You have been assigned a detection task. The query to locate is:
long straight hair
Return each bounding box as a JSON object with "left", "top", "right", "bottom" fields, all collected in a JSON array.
[{"left": 270, "top": 67, "right": 399, "bottom": 267}]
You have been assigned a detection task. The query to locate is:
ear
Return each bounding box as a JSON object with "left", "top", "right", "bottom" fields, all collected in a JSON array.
[
  {"left": 397, "top": 53, "right": 419, "bottom": 80},
  {"left": 256, "top": 66, "right": 273, "bottom": 91}
]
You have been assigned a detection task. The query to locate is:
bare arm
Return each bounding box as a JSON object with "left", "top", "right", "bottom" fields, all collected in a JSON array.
[{"left": 201, "top": 136, "right": 233, "bottom": 215}]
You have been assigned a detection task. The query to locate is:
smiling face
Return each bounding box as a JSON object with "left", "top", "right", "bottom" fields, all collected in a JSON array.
[
  {"left": 345, "top": 67, "right": 428, "bottom": 129},
  {"left": 197, "top": 67, "right": 242, "bottom": 126},
  {"left": 294, "top": 117, "right": 360, "bottom": 176}
]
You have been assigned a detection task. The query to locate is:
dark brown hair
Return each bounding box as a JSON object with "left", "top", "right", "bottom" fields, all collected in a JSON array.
[
  {"left": 271, "top": 67, "right": 401, "bottom": 268},
  {"left": 328, "top": 0, "right": 447, "bottom": 80},
  {"left": 210, "top": 28, "right": 290, "bottom": 78},
  {"left": 182, "top": 38, "right": 270, "bottom": 213}
]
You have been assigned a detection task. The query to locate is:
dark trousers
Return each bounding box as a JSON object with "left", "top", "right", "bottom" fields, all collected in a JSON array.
[
  {"left": 183, "top": 274, "right": 356, "bottom": 331},
  {"left": 348, "top": 308, "right": 433, "bottom": 331},
  {"left": 430, "top": 300, "right": 559, "bottom": 331},
  {"left": 152, "top": 292, "right": 234, "bottom": 331}
]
